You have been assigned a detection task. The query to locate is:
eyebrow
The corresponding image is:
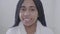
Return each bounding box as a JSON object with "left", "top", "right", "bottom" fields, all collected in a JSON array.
[
  {"left": 30, "top": 6, "right": 35, "bottom": 8},
  {"left": 21, "top": 6, "right": 25, "bottom": 8},
  {"left": 21, "top": 6, "right": 36, "bottom": 8}
]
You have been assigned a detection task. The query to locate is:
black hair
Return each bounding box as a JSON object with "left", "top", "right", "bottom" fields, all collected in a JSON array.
[{"left": 13, "top": 0, "right": 47, "bottom": 27}]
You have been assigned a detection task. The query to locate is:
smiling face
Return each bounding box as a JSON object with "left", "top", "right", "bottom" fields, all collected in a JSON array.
[{"left": 19, "top": 0, "right": 38, "bottom": 26}]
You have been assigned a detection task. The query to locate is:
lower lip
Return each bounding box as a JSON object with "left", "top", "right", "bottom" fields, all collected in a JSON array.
[{"left": 23, "top": 19, "right": 31, "bottom": 23}]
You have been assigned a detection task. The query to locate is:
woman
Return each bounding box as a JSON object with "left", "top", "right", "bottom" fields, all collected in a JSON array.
[{"left": 6, "top": 0, "right": 54, "bottom": 34}]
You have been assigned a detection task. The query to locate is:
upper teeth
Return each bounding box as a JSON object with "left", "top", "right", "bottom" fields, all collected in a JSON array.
[{"left": 24, "top": 19, "right": 30, "bottom": 21}]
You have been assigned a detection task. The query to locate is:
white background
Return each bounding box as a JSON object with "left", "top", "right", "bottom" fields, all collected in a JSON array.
[{"left": 0, "top": 0, "right": 60, "bottom": 34}]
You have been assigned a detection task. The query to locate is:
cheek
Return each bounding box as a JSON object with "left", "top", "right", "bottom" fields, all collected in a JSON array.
[
  {"left": 31, "top": 11, "right": 38, "bottom": 21},
  {"left": 19, "top": 13, "right": 23, "bottom": 20}
]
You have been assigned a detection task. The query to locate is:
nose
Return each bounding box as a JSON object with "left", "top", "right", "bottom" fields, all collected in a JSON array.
[{"left": 24, "top": 10, "right": 30, "bottom": 17}]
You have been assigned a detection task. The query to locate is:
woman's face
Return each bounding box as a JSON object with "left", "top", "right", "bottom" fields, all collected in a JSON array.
[{"left": 19, "top": 0, "right": 38, "bottom": 26}]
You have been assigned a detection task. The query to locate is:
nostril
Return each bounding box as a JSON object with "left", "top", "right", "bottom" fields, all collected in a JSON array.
[{"left": 23, "top": 16, "right": 29, "bottom": 19}]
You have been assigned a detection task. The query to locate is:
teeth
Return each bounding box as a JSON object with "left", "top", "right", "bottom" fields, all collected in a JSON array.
[
  {"left": 24, "top": 19, "right": 30, "bottom": 21},
  {"left": 24, "top": 18, "right": 31, "bottom": 22}
]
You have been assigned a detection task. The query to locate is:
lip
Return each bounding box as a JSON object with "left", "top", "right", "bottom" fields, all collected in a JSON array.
[
  {"left": 23, "top": 18, "right": 32, "bottom": 22},
  {"left": 24, "top": 18, "right": 31, "bottom": 21}
]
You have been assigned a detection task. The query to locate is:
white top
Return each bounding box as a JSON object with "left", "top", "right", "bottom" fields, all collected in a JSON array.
[{"left": 6, "top": 20, "right": 54, "bottom": 34}]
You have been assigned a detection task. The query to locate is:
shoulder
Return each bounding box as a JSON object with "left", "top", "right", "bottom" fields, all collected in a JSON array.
[
  {"left": 37, "top": 20, "right": 54, "bottom": 34},
  {"left": 6, "top": 26, "right": 19, "bottom": 34},
  {"left": 41, "top": 26, "right": 54, "bottom": 34}
]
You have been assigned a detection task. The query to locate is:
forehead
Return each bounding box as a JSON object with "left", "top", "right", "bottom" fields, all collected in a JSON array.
[{"left": 22, "top": 0, "right": 35, "bottom": 6}]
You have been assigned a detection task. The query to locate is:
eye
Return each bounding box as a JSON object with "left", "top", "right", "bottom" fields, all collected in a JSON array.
[
  {"left": 30, "top": 9, "right": 35, "bottom": 11},
  {"left": 21, "top": 8, "right": 26, "bottom": 11}
]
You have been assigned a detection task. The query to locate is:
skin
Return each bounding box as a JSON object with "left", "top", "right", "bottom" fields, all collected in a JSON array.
[{"left": 19, "top": 0, "right": 38, "bottom": 34}]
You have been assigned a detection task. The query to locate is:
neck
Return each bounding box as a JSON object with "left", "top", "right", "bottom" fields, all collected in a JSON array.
[{"left": 24, "top": 22, "right": 37, "bottom": 34}]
